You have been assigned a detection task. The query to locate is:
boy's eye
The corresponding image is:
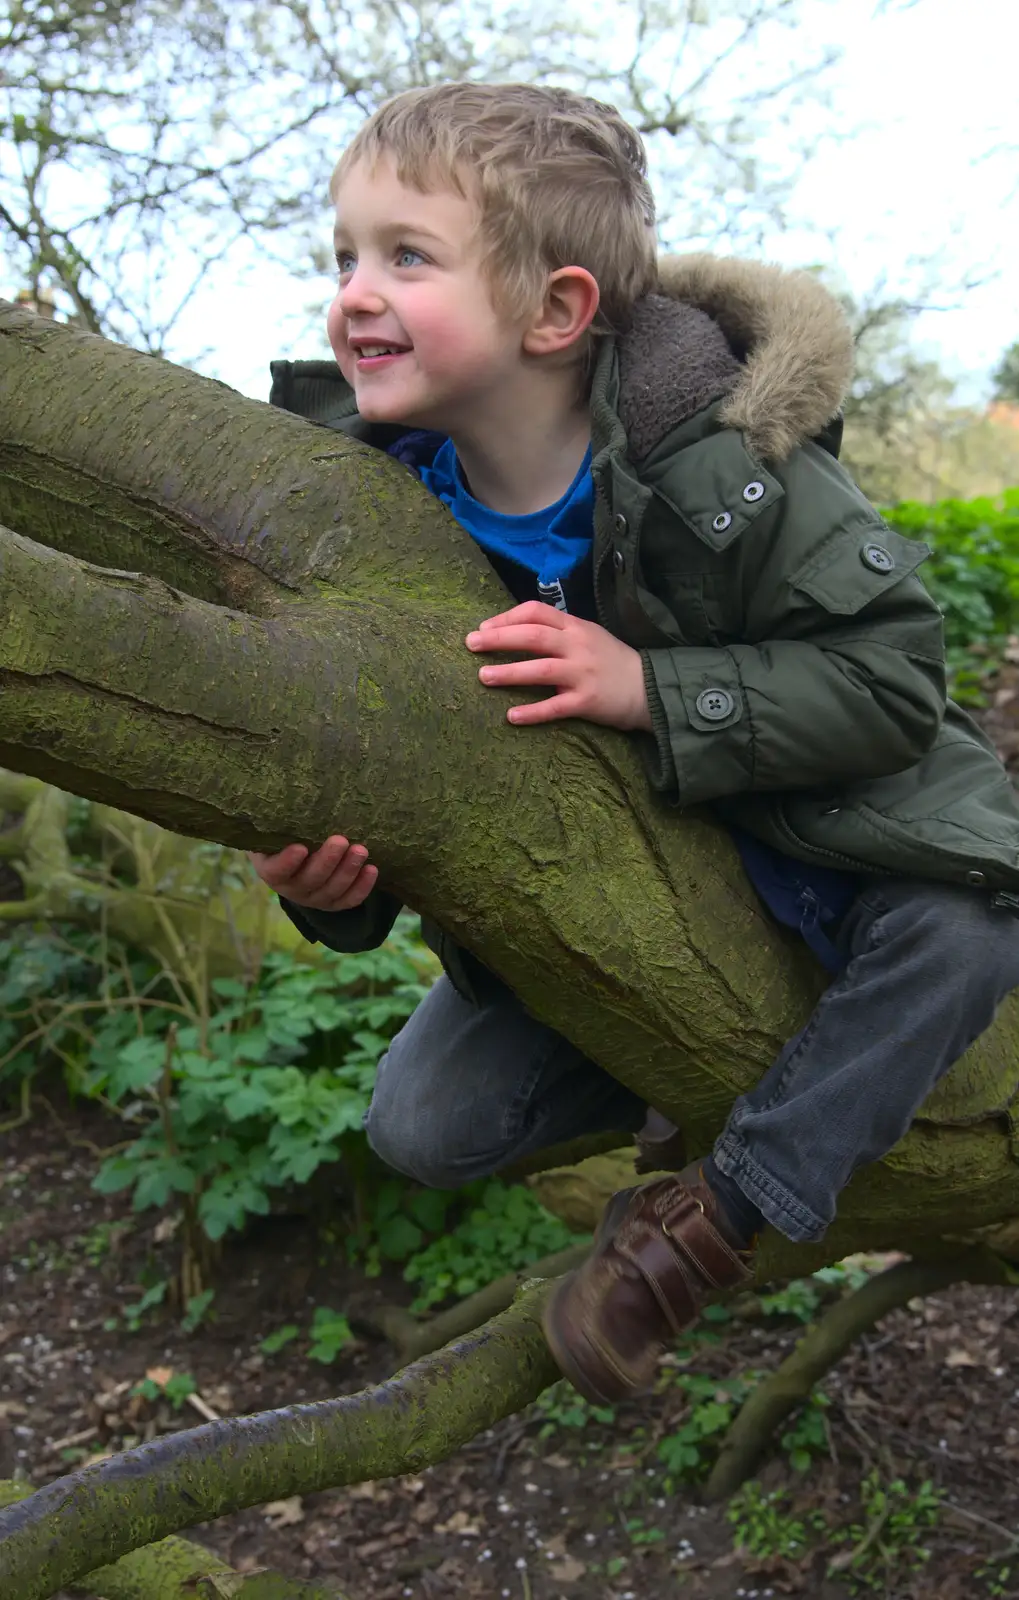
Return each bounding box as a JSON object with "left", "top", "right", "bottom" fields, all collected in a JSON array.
[
  {"left": 396, "top": 246, "right": 425, "bottom": 268},
  {"left": 335, "top": 250, "right": 356, "bottom": 276}
]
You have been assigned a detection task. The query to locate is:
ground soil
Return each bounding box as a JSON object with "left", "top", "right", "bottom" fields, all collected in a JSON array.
[{"left": 3, "top": 1096, "right": 1019, "bottom": 1600}]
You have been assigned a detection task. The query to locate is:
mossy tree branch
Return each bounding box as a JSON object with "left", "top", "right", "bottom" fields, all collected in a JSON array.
[
  {"left": 0, "top": 1482, "right": 349, "bottom": 1599},
  {"left": 0, "top": 1288, "right": 558, "bottom": 1600}
]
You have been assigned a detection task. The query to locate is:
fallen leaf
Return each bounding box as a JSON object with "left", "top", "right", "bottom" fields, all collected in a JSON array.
[
  {"left": 549, "top": 1556, "right": 587, "bottom": 1583},
  {"left": 434, "top": 1509, "right": 480, "bottom": 1536},
  {"left": 263, "top": 1496, "right": 305, "bottom": 1527},
  {"left": 944, "top": 1348, "right": 979, "bottom": 1368},
  {"left": 145, "top": 1366, "right": 174, "bottom": 1389},
  {"left": 152, "top": 1216, "right": 179, "bottom": 1244},
  {"left": 544, "top": 1453, "right": 570, "bottom": 1468}
]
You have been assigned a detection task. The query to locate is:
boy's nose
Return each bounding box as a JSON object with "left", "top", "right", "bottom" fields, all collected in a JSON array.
[{"left": 339, "top": 267, "right": 386, "bottom": 317}]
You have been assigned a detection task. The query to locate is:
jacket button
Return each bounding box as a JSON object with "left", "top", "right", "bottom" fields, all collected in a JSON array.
[
  {"left": 966, "top": 870, "right": 987, "bottom": 886},
  {"left": 712, "top": 511, "right": 733, "bottom": 533},
  {"left": 612, "top": 548, "right": 626, "bottom": 574},
  {"left": 742, "top": 480, "right": 765, "bottom": 503},
  {"left": 613, "top": 513, "right": 628, "bottom": 536},
  {"left": 862, "top": 542, "right": 894, "bottom": 573},
  {"left": 696, "top": 688, "right": 735, "bottom": 721}
]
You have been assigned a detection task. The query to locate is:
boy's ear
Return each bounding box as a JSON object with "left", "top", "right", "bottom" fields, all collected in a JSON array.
[{"left": 522, "top": 267, "right": 600, "bottom": 357}]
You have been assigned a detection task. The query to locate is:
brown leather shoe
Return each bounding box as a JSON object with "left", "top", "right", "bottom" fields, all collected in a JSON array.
[{"left": 542, "top": 1163, "right": 755, "bottom": 1404}]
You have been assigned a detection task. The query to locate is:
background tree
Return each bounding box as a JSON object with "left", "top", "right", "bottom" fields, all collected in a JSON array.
[
  {"left": 838, "top": 287, "right": 1019, "bottom": 502},
  {"left": 992, "top": 340, "right": 1019, "bottom": 405},
  {"left": 1, "top": 0, "right": 841, "bottom": 354}
]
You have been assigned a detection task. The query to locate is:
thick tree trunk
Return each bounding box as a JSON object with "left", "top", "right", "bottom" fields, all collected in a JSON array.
[{"left": 2, "top": 301, "right": 1017, "bottom": 1281}]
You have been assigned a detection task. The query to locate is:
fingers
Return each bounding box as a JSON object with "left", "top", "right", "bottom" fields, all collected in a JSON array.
[
  {"left": 505, "top": 692, "right": 579, "bottom": 726},
  {"left": 467, "top": 622, "right": 570, "bottom": 658},
  {"left": 478, "top": 656, "right": 563, "bottom": 688},
  {"left": 248, "top": 835, "right": 376, "bottom": 909},
  {"left": 472, "top": 600, "right": 569, "bottom": 634}
]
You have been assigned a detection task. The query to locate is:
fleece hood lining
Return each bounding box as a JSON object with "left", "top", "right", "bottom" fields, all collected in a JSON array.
[{"left": 617, "top": 254, "right": 855, "bottom": 465}]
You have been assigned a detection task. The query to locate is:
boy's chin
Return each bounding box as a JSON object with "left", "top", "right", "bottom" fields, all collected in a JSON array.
[{"left": 356, "top": 392, "right": 442, "bottom": 431}]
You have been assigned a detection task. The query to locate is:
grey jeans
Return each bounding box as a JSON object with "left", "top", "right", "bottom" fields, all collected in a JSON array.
[{"left": 364, "top": 879, "right": 1019, "bottom": 1243}]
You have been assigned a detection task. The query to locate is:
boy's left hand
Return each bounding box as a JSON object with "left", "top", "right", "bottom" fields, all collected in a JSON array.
[{"left": 467, "top": 601, "right": 652, "bottom": 732}]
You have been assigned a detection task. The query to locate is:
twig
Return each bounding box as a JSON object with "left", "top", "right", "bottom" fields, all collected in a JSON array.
[
  {"left": 828, "top": 1500, "right": 894, "bottom": 1574},
  {"left": 354, "top": 1241, "right": 591, "bottom": 1367},
  {"left": 943, "top": 1499, "right": 1019, "bottom": 1550},
  {"left": 705, "top": 1250, "right": 1014, "bottom": 1501},
  {"left": 185, "top": 1392, "right": 220, "bottom": 1424},
  {"left": 45, "top": 1427, "right": 99, "bottom": 1458}
]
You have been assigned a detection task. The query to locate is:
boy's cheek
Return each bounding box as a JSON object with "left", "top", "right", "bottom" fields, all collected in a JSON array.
[{"left": 326, "top": 302, "right": 355, "bottom": 380}]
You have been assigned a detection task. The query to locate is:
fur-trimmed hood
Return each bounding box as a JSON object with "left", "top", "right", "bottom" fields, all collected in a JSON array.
[{"left": 618, "top": 254, "right": 855, "bottom": 464}]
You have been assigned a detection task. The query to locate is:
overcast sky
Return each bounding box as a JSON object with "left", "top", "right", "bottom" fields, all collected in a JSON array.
[{"left": 159, "top": 0, "right": 1019, "bottom": 402}]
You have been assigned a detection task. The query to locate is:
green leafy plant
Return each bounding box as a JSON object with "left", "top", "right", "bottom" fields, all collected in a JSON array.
[
  {"left": 181, "top": 1288, "right": 215, "bottom": 1334},
  {"left": 656, "top": 1370, "right": 761, "bottom": 1483},
  {"left": 91, "top": 930, "right": 430, "bottom": 1246},
  {"left": 889, "top": 488, "right": 1019, "bottom": 700},
  {"left": 402, "top": 1180, "right": 587, "bottom": 1312},
  {"left": 531, "top": 1379, "right": 616, "bottom": 1439},
  {"left": 260, "top": 1324, "right": 300, "bottom": 1355},
  {"left": 728, "top": 1481, "right": 828, "bottom": 1560},
  {"left": 307, "top": 1306, "right": 355, "bottom": 1364},
  {"left": 105, "top": 1277, "right": 170, "bottom": 1334},
  {"left": 780, "top": 1389, "right": 831, "bottom": 1472},
  {"left": 132, "top": 1370, "right": 198, "bottom": 1410},
  {"left": 829, "top": 1470, "right": 943, "bottom": 1592}
]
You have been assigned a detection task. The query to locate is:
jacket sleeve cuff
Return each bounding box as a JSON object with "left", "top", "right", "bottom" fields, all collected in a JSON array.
[
  {"left": 277, "top": 888, "right": 403, "bottom": 952},
  {"left": 640, "top": 647, "right": 754, "bottom": 804}
]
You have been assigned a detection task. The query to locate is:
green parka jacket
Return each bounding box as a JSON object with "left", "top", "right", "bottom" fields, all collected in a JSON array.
[{"left": 270, "top": 254, "right": 1019, "bottom": 994}]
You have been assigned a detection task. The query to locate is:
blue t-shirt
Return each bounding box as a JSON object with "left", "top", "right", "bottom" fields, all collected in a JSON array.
[{"left": 418, "top": 435, "right": 595, "bottom": 602}]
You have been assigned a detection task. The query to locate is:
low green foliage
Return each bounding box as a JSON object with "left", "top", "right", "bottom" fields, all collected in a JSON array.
[
  {"left": 403, "top": 1179, "right": 586, "bottom": 1312},
  {"left": 260, "top": 1324, "right": 301, "bottom": 1356},
  {"left": 307, "top": 1306, "right": 355, "bottom": 1363},
  {"left": 889, "top": 488, "right": 1019, "bottom": 700},
  {"left": 90, "top": 933, "right": 429, "bottom": 1240},
  {"left": 656, "top": 1370, "right": 761, "bottom": 1482},
  {"left": 727, "top": 1481, "right": 827, "bottom": 1560},
  {"left": 0, "top": 917, "right": 429, "bottom": 1250},
  {"left": 531, "top": 1379, "right": 616, "bottom": 1440},
  {"left": 729, "top": 1470, "right": 943, "bottom": 1589},
  {"left": 132, "top": 1370, "right": 198, "bottom": 1410},
  {"left": 780, "top": 1389, "right": 831, "bottom": 1473},
  {"left": 829, "top": 1470, "right": 943, "bottom": 1593}
]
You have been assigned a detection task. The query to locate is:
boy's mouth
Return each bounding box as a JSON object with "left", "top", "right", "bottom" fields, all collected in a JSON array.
[{"left": 351, "top": 341, "right": 412, "bottom": 370}]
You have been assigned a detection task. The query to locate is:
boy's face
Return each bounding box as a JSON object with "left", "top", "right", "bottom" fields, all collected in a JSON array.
[{"left": 327, "top": 158, "right": 529, "bottom": 432}]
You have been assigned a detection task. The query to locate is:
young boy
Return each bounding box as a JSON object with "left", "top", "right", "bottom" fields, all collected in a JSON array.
[{"left": 253, "top": 82, "right": 1019, "bottom": 1404}]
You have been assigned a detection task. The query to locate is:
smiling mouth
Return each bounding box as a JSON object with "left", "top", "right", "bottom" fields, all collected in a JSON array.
[{"left": 353, "top": 343, "right": 411, "bottom": 365}]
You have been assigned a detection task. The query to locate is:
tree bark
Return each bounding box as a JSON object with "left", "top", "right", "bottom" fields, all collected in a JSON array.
[
  {"left": 2, "top": 300, "right": 1017, "bottom": 1283},
  {"left": 0, "top": 1289, "right": 559, "bottom": 1600},
  {"left": 0, "top": 1481, "right": 349, "bottom": 1598}
]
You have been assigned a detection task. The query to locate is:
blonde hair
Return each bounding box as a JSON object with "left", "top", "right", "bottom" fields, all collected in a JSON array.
[{"left": 330, "top": 83, "right": 658, "bottom": 346}]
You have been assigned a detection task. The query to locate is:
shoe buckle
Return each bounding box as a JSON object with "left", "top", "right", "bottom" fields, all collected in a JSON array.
[{"left": 661, "top": 1192, "right": 704, "bottom": 1242}]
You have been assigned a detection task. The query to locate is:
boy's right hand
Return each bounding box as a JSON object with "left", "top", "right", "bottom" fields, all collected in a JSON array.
[{"left": 248, "top": 835, "right": 378, "bottom": 912}]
